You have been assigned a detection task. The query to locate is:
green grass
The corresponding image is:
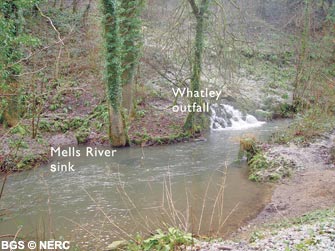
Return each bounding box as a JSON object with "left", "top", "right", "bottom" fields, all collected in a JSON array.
[{"left": 267, "top": 207, "right": 335, "bottom": 230}]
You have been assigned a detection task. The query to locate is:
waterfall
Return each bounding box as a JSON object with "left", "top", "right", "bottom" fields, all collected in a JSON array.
[{"left": 210, "top": 104, "right": 265, "bottom": 130}]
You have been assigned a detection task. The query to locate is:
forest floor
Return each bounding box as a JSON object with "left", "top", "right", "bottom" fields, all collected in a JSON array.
[
  {"left": 187, "top": 130, "right": 335, "bottom": 251},
  {"left": 0, "top": 92, "right": 189, "bottom": 171}
]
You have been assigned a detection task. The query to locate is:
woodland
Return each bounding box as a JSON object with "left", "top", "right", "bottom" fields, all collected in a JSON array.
[{"left": 0, "top": 0, "right": 335, "bottom": 250}]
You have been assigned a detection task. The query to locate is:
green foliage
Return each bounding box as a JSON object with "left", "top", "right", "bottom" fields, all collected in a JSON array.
[
  {"left": 239, "top": 136, "right": 259, "bottom": 161},
  {"left": 325, "top": 2, "right": 335, "bottom": 23},
  {"left": 120, "top": 0, "right": 144, "bottom": 82},
  {"left": 249, "top": 230, "right": 265, "bottom": 243},
  {"left": 0, "top": 0, "right": 41, "bottom": 124},
  {"left": 127, "top": 228, "right": 195, "bottom": 251},
  {"left": 75, "top": 127, "right": 89, "bottom": 144},
  {"left": 101, "top": 0, "right": 143, "bottom": 146},
  {"left": 271, "top": 108, "right": 335, "bottom": 145},
  {"left": 275, "top": 103, "right": 296, "bottom": 118},
  {"left": 101, "top": 0, "right": 123, "bottom": 110},
  {"left": 268, "top": 208, "right": 335, "bottom": 230},
  {"left": 248, "top": 153, "right": 268, "bottom": 171},
  {"left": 8, "top": 138, "right": 28, "bottom": 151},
  {"left": 101, "top": 0, "right": 143, "bottom": 110},
  {"left": 248, "top": 153, "right": 269, "bottom": 182},
  {"left": 38, "top": 117, "right": 90, "bottom": 133},
  {"left": 136, "top": 109, "right": 146, "bottom": 118},
  {"left": 183, "top": 0, "right": 210, "bottom": 134},
  {"left": 10, "top": 124, "right": 27, "bottom": 136}
]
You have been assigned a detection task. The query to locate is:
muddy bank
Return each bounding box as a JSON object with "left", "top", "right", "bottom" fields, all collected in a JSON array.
[
  {"left": 187, "top": 130, "right": 335, "bottom": 250},
  {"left": 252, "top": 130, "right": 335, "bottom": 224},
  {"left": 0, "top": 96, "right": 195, "bottom": 172}
]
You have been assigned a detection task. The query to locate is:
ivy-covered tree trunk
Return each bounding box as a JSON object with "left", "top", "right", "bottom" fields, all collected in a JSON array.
[
  {"left": 120, "top": 0, "right": 143, "bottom": 117},
  {"left": 183, "top": 0, "right": 210, "bottom": 133},
  {"left": 101, "top": 0, "right": 128, "bottom": 147}
]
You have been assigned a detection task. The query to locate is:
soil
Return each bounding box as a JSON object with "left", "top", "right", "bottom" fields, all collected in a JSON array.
[
  {"left": 187, "top": 130, "right": 335, "bottom": 251},
  {"left": 253, "top": 131, "right": 335, "bottom": 224},
  {"left": 253, "top": 169, "right": 335, "bottom": 224},
  {"left": 128, "top": 97, "right": 187, "bottom": 145},
  {"left": 232, "top": 130, "right": 335, "bottom": 239}
]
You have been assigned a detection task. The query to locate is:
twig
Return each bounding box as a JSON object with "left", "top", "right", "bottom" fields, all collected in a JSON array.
[
  {"left": 197, "top": 173, "right": 213, "bottom": 235},
  {"left": 216, "top": 202, "right": 240, "bottom": 235},
  {"left": 0, "top": 174, "right": 8, "bottom": 200},
  {"left": 83, "top": 188, "right": 135, "bottom": 241},
  {"left": 35, "top": 5, "right": 64, "bottom": 46},
  {"left": 0, "top": 235, "right": 16, "bottom": 239},
  {"left": 14, "top": 65, "right": 47, "bottom": 77}
]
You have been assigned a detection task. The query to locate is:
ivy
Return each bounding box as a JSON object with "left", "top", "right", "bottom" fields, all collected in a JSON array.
[
  {"left": 101, "top": 0, "right": 143, "bottom": 112},
  {"left": 101, "top": 0, "right": 123, "bottom": 111},
  {"left": 0, "top": 0, "right": 41, "bottom": 125}
]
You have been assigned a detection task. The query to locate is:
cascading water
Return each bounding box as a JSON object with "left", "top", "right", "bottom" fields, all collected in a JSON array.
[{"left": 210, "top": 104, "right": 265, "bottom": 130}]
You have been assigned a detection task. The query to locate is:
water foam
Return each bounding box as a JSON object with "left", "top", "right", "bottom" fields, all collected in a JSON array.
[{"left": 210, "top": 104, "right": 265, "bottom": 130}]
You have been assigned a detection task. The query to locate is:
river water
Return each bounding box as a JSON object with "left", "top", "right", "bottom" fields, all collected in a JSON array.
[{"left": 0, "top": 120, "right": 289, "bottom": 250}]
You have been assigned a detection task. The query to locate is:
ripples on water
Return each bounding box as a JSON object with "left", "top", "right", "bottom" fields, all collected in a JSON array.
[{"left": 0, "top": 120, "right": 290, "bottom": 249}]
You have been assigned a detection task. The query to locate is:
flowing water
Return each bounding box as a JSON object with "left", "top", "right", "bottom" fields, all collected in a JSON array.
[
  {"left": 0, "top": 113, "right": 290, "bottom": 249},
  {"left": 211, "top": 104, "right": 266, "bottom": 130}
]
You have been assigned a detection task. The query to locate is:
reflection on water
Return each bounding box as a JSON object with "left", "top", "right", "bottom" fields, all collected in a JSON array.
[{"left": 0, "top": 120, "right": 289, "bottom": 249}]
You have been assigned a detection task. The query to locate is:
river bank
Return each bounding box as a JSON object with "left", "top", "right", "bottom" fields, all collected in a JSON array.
[
  {"left": 185, "top": 129, "right": 335, "bottom": 251},
  {"left": 0, "top": 95, "right": 195, "bottom": 172}
]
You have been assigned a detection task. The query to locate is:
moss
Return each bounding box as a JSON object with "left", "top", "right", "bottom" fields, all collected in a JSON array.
[
  {"left": 1, "top": 153, "right": 48, "bottom": 172},
  {"left": 248, "top": 152, "right": 294, "bottom": 183}
]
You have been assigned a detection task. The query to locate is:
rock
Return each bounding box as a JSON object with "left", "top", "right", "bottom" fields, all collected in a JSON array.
[
  {"left": 49, "top": 133, "right": 78, "bottom": 147},
  {"left": 194, "top": 137, "right": 207, "bottom": 142},
  {"left": 246, "top": 114, "right": 259, "bottom": 124},
  {"left": 104, "top": 240, "right": 128, "bottom": 251}
]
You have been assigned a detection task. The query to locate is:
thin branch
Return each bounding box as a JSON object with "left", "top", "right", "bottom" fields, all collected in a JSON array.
[
  {"left": 35, "top": 5, "right": 64, "bottom": 46},
  {"left": 188, "top": 0, "right": 199, "bottom": 16},
  {"left": 14, "top": 66, "right": 47, "bottom": 77}
]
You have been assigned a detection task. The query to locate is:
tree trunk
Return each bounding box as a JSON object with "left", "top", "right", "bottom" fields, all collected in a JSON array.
[
  {"left": 108, "top": 106, "right": 128, "bottom": 147},
  {"left": 184, "top": 0, "right": 209, "bottom": 133},
  {"left": 3, "top": 95, "right": 19, "bottom": 127},
  {"left": 72, "top": 0, "right": 79, "bottom": 13},
  {"left": 120, "top": 0, "right": 143, "bottom": 117},
  {"left": 101, "top": 0, "right": 129, "bottom": 147},
  {"left": 60, "top": 0, "right": 65, "bottom": 11},
  {"left": 83, "top": 0, "right": 92, "bottom": 25}
]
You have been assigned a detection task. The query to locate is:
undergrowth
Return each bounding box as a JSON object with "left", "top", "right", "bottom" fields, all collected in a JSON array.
[
  {"left": 271, "top": 108, "right": 335, "bottom": 145},
  {"left": 126, "top": 228, "right": 195, "bottom": 251},
  {"left": 240, "top": 136, "right": 293, "bottom": 182}
]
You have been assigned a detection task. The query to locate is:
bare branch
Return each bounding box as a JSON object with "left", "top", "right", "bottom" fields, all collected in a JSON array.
[
  {"left": 188, "top": 0, "right": 199, "bottom": 16},
  {"left": 35, "top": 5, "right": 64, "bottom": 46}
]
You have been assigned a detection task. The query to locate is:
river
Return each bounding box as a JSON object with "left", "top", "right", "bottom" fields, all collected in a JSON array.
[{"left": 0, "top": 120, "right": 289, "bottom": 250}]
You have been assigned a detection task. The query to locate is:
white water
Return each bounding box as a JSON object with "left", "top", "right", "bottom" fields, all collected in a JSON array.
[{"left": 211, "top": 104, "right": 265, "bottom": 130}]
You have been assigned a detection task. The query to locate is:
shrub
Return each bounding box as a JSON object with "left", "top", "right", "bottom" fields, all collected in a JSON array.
[{"left": 127, "top": 228, "right": 195, "bottom": 251}]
